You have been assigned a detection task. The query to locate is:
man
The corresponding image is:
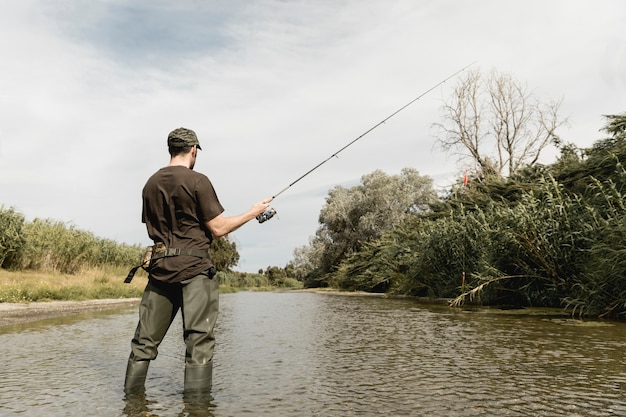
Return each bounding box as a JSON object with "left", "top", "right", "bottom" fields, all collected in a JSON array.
[{"left": 124, "top": 127, "right": 271, "bottom": 394}]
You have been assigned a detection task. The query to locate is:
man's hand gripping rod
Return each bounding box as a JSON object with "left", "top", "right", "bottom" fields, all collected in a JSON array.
[
  {"left": 256, "top": 204, "right": 277, "bottom": 223},
  {"left": 256, "top": 62, "right": 477, "bottom": 224}
]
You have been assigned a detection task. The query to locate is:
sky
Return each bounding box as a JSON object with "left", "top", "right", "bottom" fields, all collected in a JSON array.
[{"left": 1, "top": 0, "right": 624, "bottom": 273}]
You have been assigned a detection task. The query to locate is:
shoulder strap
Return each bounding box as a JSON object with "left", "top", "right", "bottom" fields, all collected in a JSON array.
[{"left": 124, "top": 266, "right": 141, "bottom": 283}]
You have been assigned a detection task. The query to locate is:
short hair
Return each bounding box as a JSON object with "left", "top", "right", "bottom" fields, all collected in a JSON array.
[{"left": 168, "top": 145, "right": 193, "bottom": 157}]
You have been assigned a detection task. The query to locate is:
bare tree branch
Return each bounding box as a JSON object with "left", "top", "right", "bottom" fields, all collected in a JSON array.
[{"left": 434, "top": 68, "right": 567, "bottom": 178}]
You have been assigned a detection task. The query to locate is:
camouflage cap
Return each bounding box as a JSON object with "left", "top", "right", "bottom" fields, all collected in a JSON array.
[{"left": 167, "top": 127, "right": 202, "bottom": 150}]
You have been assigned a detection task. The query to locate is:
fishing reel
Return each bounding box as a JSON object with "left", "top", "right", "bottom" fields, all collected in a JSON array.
[{"left": 256, "top": 208, "right": 277, "bottom": 223}]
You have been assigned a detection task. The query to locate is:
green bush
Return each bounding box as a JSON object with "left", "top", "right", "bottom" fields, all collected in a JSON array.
[{"left": 216, "top": 270, "right": 302, "bottom": 291}]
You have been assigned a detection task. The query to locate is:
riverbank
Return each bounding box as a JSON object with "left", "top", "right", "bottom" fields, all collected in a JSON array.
[
  {"left": 1, "top": 287, "right": 578, "bottom": 328},
  {"left": 287, "top": 287, "right": 452, "bottom": 304},
  {"left": 0, "top": 298, "right": 140, "bottom": 327}
]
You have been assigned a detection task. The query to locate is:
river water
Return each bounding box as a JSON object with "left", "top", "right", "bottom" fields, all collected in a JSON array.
[{"left": 0, "top": 291, "right": 625, "bottom": 416}]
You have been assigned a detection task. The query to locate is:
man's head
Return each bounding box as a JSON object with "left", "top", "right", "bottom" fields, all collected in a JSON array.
[
  {"left": 167, "top": 127, "right": 201, "bottom": 168},
  {"left": 168, "top": 127, "right": 201, "bottom": 150}
]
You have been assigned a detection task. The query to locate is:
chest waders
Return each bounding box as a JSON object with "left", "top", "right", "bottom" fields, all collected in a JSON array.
[{"left": 124, "top": 244, "right": 218, "bottom": 395}]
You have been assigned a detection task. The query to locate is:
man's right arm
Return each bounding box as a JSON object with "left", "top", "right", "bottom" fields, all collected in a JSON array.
[{"left": 205, "top": 198, "right": 271, "bottom": 237}]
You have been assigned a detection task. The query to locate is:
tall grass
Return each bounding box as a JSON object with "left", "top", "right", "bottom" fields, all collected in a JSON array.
[
  {"left": 0, "top": 206, "right": 26, "bottom": 268},
  {"left": 0, "top": 208, "right": 142, "bottom": 274}
]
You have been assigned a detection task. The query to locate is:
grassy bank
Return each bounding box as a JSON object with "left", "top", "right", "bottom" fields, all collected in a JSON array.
[
  {"left": 0, "top": 268, "right": 303, "bottom": 303},
  {"left": 0, "top": 267, "right": 146, "bottom": 303}
]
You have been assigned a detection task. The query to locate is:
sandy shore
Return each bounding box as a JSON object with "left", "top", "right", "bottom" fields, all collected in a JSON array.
[{"left": 0, "top": 298, "right": 140, "bottom": 327}]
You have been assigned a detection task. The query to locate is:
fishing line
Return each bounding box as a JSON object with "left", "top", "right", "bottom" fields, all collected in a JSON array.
[{"left": 256, "top": 61, "right": 477, "bottom": 223}]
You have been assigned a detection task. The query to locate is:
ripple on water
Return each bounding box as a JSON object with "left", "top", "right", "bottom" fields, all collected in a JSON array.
[{"left": 0, "top": 294, "right": 625, "bottom": 416}]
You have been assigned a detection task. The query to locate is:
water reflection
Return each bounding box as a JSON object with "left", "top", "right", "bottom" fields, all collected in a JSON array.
[
  {"left": 122, "top": 391, "right": 216, "bottom": 417},
  {"left": 1, "top": 292, "right": 625, "bottom": 416}
]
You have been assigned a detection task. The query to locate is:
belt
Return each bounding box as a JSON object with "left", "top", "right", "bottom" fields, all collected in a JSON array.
[{"left": 124, "top": 244, "right": 211, "bottom": 283}]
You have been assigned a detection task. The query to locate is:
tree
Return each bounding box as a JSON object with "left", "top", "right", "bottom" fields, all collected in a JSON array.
[
  {"left": 287, "top": 238, "right": 319, "bottom": 281},
  {"left": 210, "top": 235, "right": 240, "bottom": 271},
  {"left": 264, "top": 266, "right": 287, "bottom": 283},
  {"left": 312, "top": 168, "right": 436, "bottom": 275},
  {"left": 434, "top": 68, "right": 567, "bottom": 178}
]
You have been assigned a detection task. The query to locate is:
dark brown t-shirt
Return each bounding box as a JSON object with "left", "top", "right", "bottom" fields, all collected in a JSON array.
[{"left": 142, "top": 165, "right": 224, "bottom": 283}]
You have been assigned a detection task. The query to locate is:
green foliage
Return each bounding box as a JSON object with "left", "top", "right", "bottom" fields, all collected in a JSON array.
[
  {"left": 279, "top": 277, "right": 303, "bottom": 288},
  {"left": 560, "top": 164, "right": 626, "bottom": 317},
  {"left": 308, "top": 168, "right": 436, "bottom": 279},
  {"left": 219, "top": 271, "right": 270, "bottom": 288},
  {"left": 331, "top": 207, "right": 490, "bottom": 297},
  {"left": 0, "top": 206, "right": 26, "bottom": 268},
  {"left": 217, "top": 270, "right": 303, "bottom": 292},
  {"left": 263, "top": 266, "right": 303, "bottom": 288},
  {"left": 297, "top": 112, "right": 626, "bottom": 318},
  {"left": 5, "top": 218, "right": 142, "bottom": 274},
  {"left": 211, "top": 235, "right": 240, "bottom": 271}
]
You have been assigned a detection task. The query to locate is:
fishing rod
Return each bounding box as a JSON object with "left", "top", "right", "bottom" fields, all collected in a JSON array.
[{"left": 256, "top": 61, "right": 477, "bottom": 223}]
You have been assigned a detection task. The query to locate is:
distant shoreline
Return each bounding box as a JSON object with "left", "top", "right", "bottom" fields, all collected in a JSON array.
[
  {"left": 0, "top": 298, "right": 140, "bottom": 327},
  {"left": 0, "top": 289, "right": 451, "bottom": 328}
]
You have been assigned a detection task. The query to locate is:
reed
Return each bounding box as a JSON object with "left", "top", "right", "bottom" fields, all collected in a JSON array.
[{"left": 0, "top": 207, "right": 143, "bottom": 274}]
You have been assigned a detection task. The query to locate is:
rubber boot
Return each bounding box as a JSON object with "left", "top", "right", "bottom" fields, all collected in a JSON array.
[
  {"left": 184, "top": 362, "right": 213, "bottom": 394},
  {"left": 124, "top": 359, "right": 150, "bottom": 394}
]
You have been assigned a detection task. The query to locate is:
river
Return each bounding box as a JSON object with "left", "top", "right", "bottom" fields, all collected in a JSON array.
[{"left": 0, "top": 291, "right": 625, "bottom": 416}]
